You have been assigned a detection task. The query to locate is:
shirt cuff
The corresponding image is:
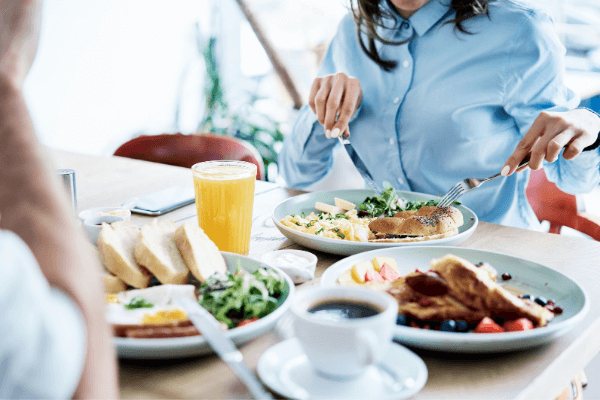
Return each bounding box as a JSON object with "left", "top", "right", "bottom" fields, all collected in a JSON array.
[{"left": 577, "top": 107, "right": 600, "bottom": 151}]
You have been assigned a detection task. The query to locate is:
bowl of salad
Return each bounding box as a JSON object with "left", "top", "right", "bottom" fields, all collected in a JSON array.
[{"left": 113, "top": 251, "right": 295, "bottom": 359}]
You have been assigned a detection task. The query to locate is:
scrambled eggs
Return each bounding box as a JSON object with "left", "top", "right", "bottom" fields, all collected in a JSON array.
[{"left": 280, "top": 209, "right": 373, "bottom": 242}]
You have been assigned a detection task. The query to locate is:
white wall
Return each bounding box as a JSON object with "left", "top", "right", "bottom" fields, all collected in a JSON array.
[{"left": 24, "top": 0, "right": 210, "bottom": 156}]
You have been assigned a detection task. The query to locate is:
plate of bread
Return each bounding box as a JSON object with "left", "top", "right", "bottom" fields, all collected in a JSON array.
[
  {"left": 98, "top": 220, "right": 294, "bottom": 359},
  {"left": 321, "top": 246, "right": 588, "bottom": 353},
  {"left": 273, "top": 189, "right": 477, "bottom": 256}
]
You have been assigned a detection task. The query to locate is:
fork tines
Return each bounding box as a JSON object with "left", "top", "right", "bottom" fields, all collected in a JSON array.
[{"left": 438, "top": 185, "right": 464, "bottom": 207}]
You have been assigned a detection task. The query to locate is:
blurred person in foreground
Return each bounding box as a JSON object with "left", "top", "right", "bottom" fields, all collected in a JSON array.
[
  {"left": 279, "top": 0, "right": 600, "bottom": 231},
  {"left": 0, "top": 0, "right": 119, "bottom": 398}
]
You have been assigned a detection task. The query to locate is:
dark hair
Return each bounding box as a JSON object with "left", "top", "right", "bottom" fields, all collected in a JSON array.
[{"left": 350, "top": 0, "right": 492, "bottom": 71}]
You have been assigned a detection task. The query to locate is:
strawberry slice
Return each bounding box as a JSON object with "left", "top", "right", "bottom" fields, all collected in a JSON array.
[
  {"left": 364, "top": 269, "right": 384, "bottom": 282},
  {"left": 503, "top": 318, "right": 534, "bottom": 332},
  {"left": 379, "top": 263, "right": 401, "bottom": 281},
  {"left": 474, "top": 317, "right": 505, "bottom": 333}
]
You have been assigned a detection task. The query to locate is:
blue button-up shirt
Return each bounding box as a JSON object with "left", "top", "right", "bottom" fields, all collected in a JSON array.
[{"left": 279, "top": 0, "right": 600, "bottom": 230}]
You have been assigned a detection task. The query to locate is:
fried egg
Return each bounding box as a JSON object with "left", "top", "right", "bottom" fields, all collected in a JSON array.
[{"left": 105, "top": 284, "right": 197, "bottom": 326}]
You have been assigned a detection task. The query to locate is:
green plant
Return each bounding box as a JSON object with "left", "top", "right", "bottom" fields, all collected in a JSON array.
[{"left": 198, "top": 37, "right": 285, "bottom": 181}]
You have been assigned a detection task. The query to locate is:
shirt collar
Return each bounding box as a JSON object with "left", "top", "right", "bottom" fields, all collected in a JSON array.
[
  {"left": 379, "top": 0, "right": 451, "bottom": 38},
  {"left": 409, "top": 0, "right": 452, "bottom": 37}
]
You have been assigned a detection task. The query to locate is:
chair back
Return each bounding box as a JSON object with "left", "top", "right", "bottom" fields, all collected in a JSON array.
[
  {"left": 526, "top": 168, "right": 600, "bottom": 240},
  {"left": 113, "top": 133, "right": 266, "bottom": 180}
]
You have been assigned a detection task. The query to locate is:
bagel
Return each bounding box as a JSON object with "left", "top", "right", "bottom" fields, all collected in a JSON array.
[{"left": 369, "top": 205, "right": 464, "bottom": 240}]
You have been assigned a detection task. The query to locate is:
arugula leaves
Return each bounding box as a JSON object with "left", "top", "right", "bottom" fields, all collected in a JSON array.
[
  {"left": 198, "top": 266, "right": 285, "bottom": 329},
  {"left": 356, "top": 181, "right": 461, "bottom": 218},
  {"left": 357, "top": 181, "right": 401, "bottom": 218}
]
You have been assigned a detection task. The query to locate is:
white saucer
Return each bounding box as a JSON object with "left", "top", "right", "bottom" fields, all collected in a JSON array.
[{"left": 257, "top": 338, "right": 428, "bottom": 400}]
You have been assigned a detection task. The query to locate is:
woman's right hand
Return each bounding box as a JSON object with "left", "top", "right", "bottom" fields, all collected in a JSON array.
[{"left": 308, "top": 72, "right": 362, "bottom": 139}]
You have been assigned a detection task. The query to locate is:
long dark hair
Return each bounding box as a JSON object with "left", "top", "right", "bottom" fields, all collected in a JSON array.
[{"left": 350, "top": 0, "right": 492, "bottom": 71}]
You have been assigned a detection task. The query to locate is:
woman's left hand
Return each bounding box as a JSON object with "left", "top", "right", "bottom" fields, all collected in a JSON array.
[{"left": 501, "top": 108, "right": 600, "bottom": 176}]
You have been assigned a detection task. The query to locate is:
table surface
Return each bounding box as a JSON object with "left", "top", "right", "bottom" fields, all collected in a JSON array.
[{"left": 49, "top": 148, "right": 600, "bottom": 400}]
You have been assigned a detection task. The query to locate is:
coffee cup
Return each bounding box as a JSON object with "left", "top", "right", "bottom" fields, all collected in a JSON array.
[{"left": 291, "top": 286, "right": 398, "bottom": 379}]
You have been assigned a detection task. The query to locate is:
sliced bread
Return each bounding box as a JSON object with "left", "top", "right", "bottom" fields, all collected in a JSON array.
[
  {"left": 174, "top": 222, "right": 227, "bottom": 282},
  {"left": 96, "top": 248, "right": 127, "bottom": 294},
  {"left": 98, "top": 221, "right": 151, "bottom": 289},
  {"left": 134, "top": 220, "right": 189, "bottom": 285}
]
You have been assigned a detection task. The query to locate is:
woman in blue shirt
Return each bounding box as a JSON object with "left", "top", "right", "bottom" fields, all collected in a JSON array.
[{"left": 278, "top": 0, "right": 600, "bottom": 231}]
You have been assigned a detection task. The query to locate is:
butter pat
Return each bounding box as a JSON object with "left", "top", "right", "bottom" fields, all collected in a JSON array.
[{"left": 98, "top": 209, "right": 131, "bottom": 218}]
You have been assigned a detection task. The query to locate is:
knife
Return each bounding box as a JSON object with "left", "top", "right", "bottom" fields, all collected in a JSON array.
[
  {"left": 338, "top": 136, "right": 383, "bottom": 195},
  {"left": 175, "top": 297, "right": 274, "bottom": 400}
]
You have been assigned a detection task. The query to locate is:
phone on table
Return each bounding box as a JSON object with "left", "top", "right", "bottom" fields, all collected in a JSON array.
[{"left": 130, "top": 186, "right": 195, "bottom": 216}]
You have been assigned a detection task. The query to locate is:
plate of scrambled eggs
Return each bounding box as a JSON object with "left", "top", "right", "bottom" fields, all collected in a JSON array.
[{"left": 272, "top": 189, "right": 478, "bottom": 256}]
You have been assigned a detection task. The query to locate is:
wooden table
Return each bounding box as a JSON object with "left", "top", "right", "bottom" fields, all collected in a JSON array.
[{"left": 50, "top": 148, "right": 600, "bottom": 400}]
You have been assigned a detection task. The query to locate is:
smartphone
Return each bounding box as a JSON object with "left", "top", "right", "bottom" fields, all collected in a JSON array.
[{"left": 131, "top": 186, "right": 195, "bottom": 216}]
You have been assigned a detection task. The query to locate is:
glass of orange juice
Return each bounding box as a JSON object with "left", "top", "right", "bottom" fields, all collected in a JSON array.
[{"left": 191, "top": 160, "right": 257, "bottom": 255}]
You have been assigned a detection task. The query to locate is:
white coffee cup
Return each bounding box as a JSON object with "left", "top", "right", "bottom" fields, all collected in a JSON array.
[{"left": 291, "top": 286, "right": 398, "bottom": 379}]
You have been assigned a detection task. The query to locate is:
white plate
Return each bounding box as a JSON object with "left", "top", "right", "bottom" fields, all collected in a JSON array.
[
  {"left": 320, "top": 246, "right": 589, "bottom": 353},
  {"left": 113, "top": 252, "right": 295, "bottom": 359},
  {"left": 272, "top": 189, "right": 477, "bottom": 256},
  {"left": 257, "top": 338, "right": 428, "bottom": 400}
]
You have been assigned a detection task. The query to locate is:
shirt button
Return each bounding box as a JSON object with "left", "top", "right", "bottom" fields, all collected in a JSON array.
[
  {"left": 389, "top": 138, "right": 394, "bottom": 145},
  {"left": 397, "top": 177, "right": 404, "bottom": 185},
  {"left": 401, "top": 21, "right": 409, "bottom": 29},
  {"left": 393, "top": 97, "right": 400, "bottom": 104},
  {"left": 403, "top": 60, "right": 410, "bottom": 68}
]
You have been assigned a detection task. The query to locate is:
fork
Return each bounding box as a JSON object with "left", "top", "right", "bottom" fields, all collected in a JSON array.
[{"left": 437, "top": 157, "right": 530, "bottom": 208}]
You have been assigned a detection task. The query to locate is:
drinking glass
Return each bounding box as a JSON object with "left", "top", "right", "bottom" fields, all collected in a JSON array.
[{"left": 191, "top": 160, "right": 257, "bottom": 254}]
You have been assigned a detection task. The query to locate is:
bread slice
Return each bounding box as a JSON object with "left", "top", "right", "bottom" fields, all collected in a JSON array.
[
  {"left": 134, "top": 220, "right": 189, "bottom": 285},
  {"left": 98, "top": 221, "right": 151, "bottom": 289},
  {"left": 95, "top": 248, "right": 127, "bottom": 294},
  {"left": 175, "top": 222, "right": 227, "bottom": 282}
]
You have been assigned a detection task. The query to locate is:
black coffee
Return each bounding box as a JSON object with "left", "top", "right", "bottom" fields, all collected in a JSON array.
[{"left": 308, "top": 300, "right": 382, "bottom": 321}]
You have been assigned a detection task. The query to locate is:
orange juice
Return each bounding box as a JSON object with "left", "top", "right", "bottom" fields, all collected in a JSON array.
[{"left": 192, "top": 161, "right": 257, "bottom": 254}]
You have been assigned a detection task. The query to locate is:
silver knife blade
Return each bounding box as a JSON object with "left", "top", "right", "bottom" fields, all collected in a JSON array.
[
  {"left": 338, "top": 136, "right": 383, "bottom": 194},
  {"left": 175, "top": 297, "right": 274, "bottom": 400}
]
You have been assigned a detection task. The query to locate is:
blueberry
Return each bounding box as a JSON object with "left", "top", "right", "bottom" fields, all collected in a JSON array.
[
  {"left": 534, "top": 296, "right": 547, "bottom": 307},
  {"left": 455, "top": 320, "right": 469, "bottom": 332},
  {"left": 396, "top": 314, "right": 407, "bottom": 326},
  {"left": 521, "top": 294, "right": 531, "bottom": 300},
  {"left": 440, "top": 320, "right": 456, "bottom": 332}
]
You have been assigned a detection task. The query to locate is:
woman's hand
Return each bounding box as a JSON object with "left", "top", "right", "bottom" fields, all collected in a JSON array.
[
  {"left": 308, "top": 72, "right": 362, "bottom": 139},
  {"left": 501, "top": 108, "right": 600, "bottom": 176}
]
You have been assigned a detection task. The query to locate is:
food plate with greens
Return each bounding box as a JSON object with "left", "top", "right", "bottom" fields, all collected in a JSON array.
[
  {"left": 272, "top": 188, "right": 477, "bottom": 256},
  {"left": 113, "top": 252, "right": 294, "bottom": 359}
]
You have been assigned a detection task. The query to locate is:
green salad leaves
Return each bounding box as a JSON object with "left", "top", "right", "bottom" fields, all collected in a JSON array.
[
  {"left": 356, "top": 181, "right": 459, "bottom": 218},
  {"left": 124, "top": 296, "right": 154, "bottom": 310},
  {"left": 197, "top": 265, "right": 285, "bottom": 329}
]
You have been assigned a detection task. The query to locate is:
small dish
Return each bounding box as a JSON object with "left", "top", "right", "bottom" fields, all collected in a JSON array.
[
  {"left": 257, "top": 337, "right": 428, "bottom": 400},
  {"left": 83, "top": 215, "right": 126, "bottom": 244},
  {"left": 261, "top": 250, "right": 317, "bottom": 284},
  {"left": 78, "top": 207, "right": 131, "bottom": 222}
]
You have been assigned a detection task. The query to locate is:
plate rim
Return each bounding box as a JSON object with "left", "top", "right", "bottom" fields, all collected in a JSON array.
[
  {"left": 320, "top": 245, "right": 589, "bottom": 351},
  {"left": 271, "top": 189, "right": 478, "bottom": 252},
  {"left": 257, "top": 337, "right": 428, "bottom": 400},
  {"left": 113, "top": 251, "right": 295, "bottom": 356}
]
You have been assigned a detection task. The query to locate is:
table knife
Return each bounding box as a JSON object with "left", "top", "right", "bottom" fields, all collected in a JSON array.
[
  {"left": 338, "top": 136, "right": 383, "bottom": 194},
  {"left": 175, "top": 297, "right": 274, "bottom": 400}
]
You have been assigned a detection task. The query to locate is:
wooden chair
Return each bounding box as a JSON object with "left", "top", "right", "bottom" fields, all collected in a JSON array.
[
  {"left": 113, "top": 133, "right": 266, "bottom": 180},
  {"left": 525, "top": 168, "right": 600, "bottom": 240}
]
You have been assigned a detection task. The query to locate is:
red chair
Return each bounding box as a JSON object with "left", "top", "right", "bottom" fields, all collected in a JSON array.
[
  {"left": 525, "top": 168, "right": 600, "bottom": 240},
  {"left": 113, "top": 133, "right": 266, "bottom": 180}
]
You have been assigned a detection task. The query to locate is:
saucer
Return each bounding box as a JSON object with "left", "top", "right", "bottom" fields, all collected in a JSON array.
[{"left": 257, "top": 338, "right": 427, "bottom": 400}]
